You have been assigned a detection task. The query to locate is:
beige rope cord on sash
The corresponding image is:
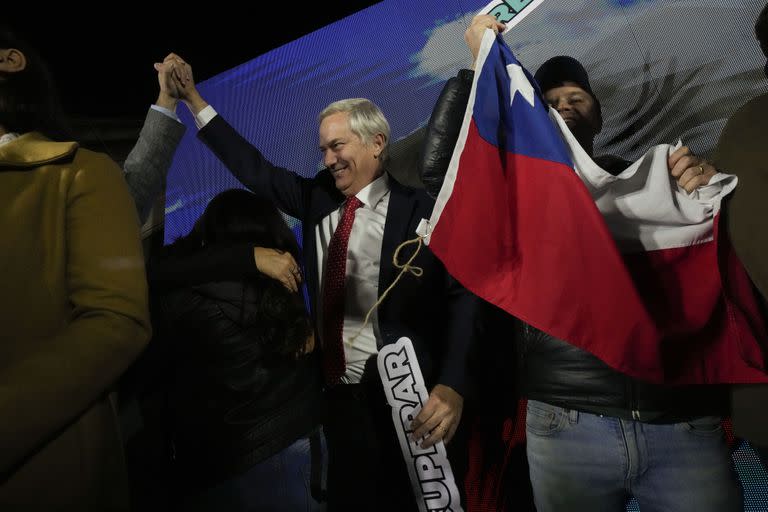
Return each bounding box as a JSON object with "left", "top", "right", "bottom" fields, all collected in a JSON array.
[{"left": 344, "top": 234, "right": 425, "bottom": 347}]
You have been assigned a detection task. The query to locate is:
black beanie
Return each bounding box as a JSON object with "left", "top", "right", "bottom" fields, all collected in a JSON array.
[
  {"left": 534, "top": 56, "right": 597, "bottom": 98},
  {"left": 534, "top": 55, "right": 601, "bottom": 121}
]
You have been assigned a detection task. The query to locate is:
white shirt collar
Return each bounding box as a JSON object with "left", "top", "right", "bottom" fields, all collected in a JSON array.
[{"left": 354, "top": 172, "right": 390, "bottom": 209}]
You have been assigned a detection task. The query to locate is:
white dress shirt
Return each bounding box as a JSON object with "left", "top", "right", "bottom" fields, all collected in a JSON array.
[
  {"left": 316, "top": 174, "right": 390, "bottom": 383},
  {"left": 194, "top": 106, "right": 390, "bottom": 383}
]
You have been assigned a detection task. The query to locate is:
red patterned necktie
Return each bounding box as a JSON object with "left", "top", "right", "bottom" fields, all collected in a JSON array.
[{"left": 322, "top": 195, "right": 363, "bottom": 385}]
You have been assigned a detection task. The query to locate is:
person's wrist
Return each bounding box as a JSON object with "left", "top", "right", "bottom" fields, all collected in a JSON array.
[
  {"left": 183, "top": 90, "right": 208, "bottom": 116},
  {"left": 155, "top": 92, "right": 177, "bottom": 111}
]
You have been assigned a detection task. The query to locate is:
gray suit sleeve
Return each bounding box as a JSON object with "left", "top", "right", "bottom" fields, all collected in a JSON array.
[{"left": 123, "top": 107, "right": 187, "bottom": 224}]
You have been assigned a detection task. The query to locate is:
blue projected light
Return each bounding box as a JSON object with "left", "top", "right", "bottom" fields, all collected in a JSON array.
[
  {"left": 163, "top": 0, "right": 766, "bottom": 246},
  {"left": 163, "top": 0, "right": 457, "bottom": 244}
]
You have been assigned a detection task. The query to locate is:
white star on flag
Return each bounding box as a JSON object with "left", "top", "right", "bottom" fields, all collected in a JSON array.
[{"left": 506, "top": 63, "right": 535, "bottom": 107}]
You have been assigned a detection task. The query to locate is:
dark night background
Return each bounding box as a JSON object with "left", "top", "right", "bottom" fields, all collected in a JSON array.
[{"left": 6, "top": 5, "right": 380, "bottom": 160}]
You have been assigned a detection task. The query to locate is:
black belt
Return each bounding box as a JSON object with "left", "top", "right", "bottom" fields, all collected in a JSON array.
[{"left": 576, "top": 404, "right": 709, "bottom": 424}]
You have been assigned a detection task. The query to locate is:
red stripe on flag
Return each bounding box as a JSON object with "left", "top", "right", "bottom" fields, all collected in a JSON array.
[
  {"left": 625, "top": 219, "right": 768, "bottom": 382},
  {"left": 430, "top": 121, "right": 768, "bottom": 384}
]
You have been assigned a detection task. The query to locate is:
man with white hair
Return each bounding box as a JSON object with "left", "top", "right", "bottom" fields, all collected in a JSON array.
[{"left": 171, "top": 61, "right": 482, "bottom": 511}]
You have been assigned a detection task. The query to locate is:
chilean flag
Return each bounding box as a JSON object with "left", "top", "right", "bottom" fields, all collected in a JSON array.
[{"left": 418, "top": 31, "right": 768, "bottom": 385}]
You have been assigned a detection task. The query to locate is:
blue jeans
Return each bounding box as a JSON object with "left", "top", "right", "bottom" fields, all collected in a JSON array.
[
  {"left": 525, "top": 400, "right": 742, "bottom": 512},
  {"left": 753, "top": 442, "right": 768, "bottom": 472},
  {"left": 182, "top": 431, "right": 327, "bottom": 512}
]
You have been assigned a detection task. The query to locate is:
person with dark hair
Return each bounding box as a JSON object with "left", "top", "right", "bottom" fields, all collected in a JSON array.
[
  {"left": 0, "top": 28, "right": 150, "bottom": 509},
  {"left": 715, "top": 1, "right": 768, "bottom": 470},
  {"left": 419, "top": 14, "right": 741, "bottom": 512},
  {"left": 148, "top": 188, "right": 325, "bottom": 511},
  {"left": 0, "top": 28, "right": 69, "bottom": 140},
  {"left": 166, "top": 57, "right": 483, "bottom": 511},
  {"left": 0, "top": 31, "right": 181, "bottom": 226}
]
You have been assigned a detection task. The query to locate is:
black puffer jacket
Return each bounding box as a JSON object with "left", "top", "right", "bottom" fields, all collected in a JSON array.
[
  {"left": 419, "top": 69, "right": 728, "bottom": 422},
  {"left": 152, "top": 278, "right": 323, "bottom": 487}
]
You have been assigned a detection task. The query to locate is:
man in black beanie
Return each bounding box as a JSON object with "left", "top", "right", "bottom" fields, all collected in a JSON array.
[
  {"left": 419, "top": 13, "right": 741, "bottom": 512},
  {"left": 530, "top": 55, "right": 648, "bottom": 176},
  {"left": 532, "top": 56, "right": 603, "bottom": 154}
]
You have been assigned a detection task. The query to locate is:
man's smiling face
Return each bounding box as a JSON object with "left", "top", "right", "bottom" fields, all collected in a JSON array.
[{"left": 319, "top": 111, "right": 383, "bottom": 197}]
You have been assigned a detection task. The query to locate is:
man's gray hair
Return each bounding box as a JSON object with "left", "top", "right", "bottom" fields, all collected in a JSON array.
[{"left": 319, "top": 98, "right": 391, "bottom": 163}]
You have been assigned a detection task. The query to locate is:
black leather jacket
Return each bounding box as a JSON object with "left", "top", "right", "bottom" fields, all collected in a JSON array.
[
  {"left": 152, "top": 278, "right": 324, "bottom": 487},
  {"left": 420, "top": 69, "right": 728, "bottom": 422}
]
